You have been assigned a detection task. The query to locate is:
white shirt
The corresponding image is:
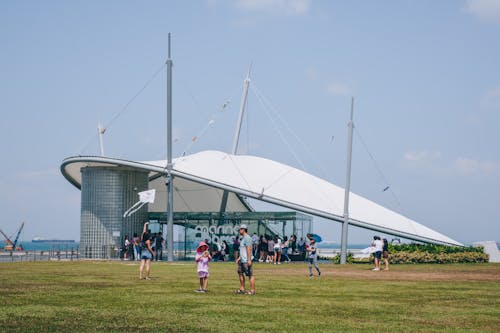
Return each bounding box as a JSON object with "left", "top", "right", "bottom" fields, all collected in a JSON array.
[
  {"left": 373, "top": 239, "right": 383, "bottom": 252},
  {"left": 251, "top": 234, "right": 259, "bottom": 245},
  {"left": 274, "top": 238, "right": 282, "bottom": 249}
]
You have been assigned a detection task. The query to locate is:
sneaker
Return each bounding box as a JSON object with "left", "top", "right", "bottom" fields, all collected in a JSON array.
[
  {"left": 194, "top": 289, "right": 204, "bottom": 293},
  {"left": 318, "top": 271, "right": 321, "bottom": 276},
  {"left": 277, "top": 262, "right": 281, "bottom": 265},
  {"left": 309, "top": 274, "right": 313, "bottom": 277},
  {"left": 372, "top": 268, "right": 380, "bottom": 271}
]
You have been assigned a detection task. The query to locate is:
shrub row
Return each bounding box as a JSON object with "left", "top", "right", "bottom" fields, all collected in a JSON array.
[
  {"left": 388, "top": 243, "right": 483, "bottom": 254},
  {"left": 388, "top": 251, "right": 489, "bottom": 264},
  {"left": 330, "top": 251, "right": 489, "bottom": 264},
  {"left": 328, "top": 244, "right": 488, "bottom": 264}
]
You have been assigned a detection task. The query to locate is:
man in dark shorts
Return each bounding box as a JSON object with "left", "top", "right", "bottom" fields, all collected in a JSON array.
[
  {"left": 371, "top": 235, "right": 383, "bottom": 271},
  {"left": 235, "top": 224, "right": 255, "bottom": 295}
]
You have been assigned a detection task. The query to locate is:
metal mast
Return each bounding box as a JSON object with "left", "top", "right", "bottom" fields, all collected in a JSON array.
[
  {"left": 231, "top": 65, "right": 251, "bottom": 154},
  {"left": 340, "top": 97, "right": 354, "bottom": 264},
  {"left": 166, "top": 33, "right": 174, "bottom": 262},
  {"left": 97, "top": 123, "right": 106, "bottom": 156},
  {"left": 219, "top": 67, "right": 251, "bottom": 215}
]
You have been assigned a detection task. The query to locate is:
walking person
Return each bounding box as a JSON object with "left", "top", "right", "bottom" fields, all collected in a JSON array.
[
  {"left": 195, "top": 241, "right": 211, "bottom": 292},
  {"left": 273, "top": 236, "right": 282, "bottom": 264},
  {"left": 155, "top": 232, "right": 164, "bottom": 261},
  {"left": 232, "top": 237, "right": 240, "bottom": 261},
  {"left": 220, "top": 240, "right": 229, "bottom": 261},
  {"left": 139, "top": 222, "right": 154, "bottom": 280},
  {"left": 123, "top": 235, "right": 130, "bottom": 260},
  {"left": 292, "top": 234, "right": 298, "bottom": 253},
  {"left": 267, "top": 237, "right": 275, "bottom": 263},
  {"left": 258, "top": 235, "right": 268, "bottom": 262},
  {"left": 297, "top": 237, "right": 306, "bottom": 254},
  {"left": 282, "top": 236, "right": 291, "bottom": 262},
  {"left": 251, "top": 233, "right": 259, "bottom": 258},
  {"left": 371, "top": 236, "right": 383, "bottom": 271},
  {"left": 235, "top": 224, "right": 255, "bottom": 295},
  {"left": 382, "top": 238, "right": 390, "bottom": 271},
  {"left": 132, "top": 233, "right": 140, "bottom": 261},
  {"left": 306, "top": 238, "right": 321, "bottom": 277}
]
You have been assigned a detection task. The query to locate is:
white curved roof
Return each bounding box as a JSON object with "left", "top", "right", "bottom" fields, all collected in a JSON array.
[{"left": 61, "top": 150, "right": 461, "bottom": 246}]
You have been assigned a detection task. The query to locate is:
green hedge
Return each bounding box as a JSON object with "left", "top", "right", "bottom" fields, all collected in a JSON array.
[
  {"left": 330, "top": 244, "right": 489, "bottom": 264},
  {"left": 388, "top": 251, "right": 488, "bottom": 264},
  {"left": 388, "top": 243, "right": 484, "bottom": 254}
]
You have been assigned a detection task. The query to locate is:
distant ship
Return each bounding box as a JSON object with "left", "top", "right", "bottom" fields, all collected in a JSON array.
[{"left": 32, "top": 237, "right": 75, "bottom": 243}]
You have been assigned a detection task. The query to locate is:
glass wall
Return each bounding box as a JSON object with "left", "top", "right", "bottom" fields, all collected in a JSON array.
[
  {"left": 149, "top": 212, "right": 312, "bottom": 260},
  {"left": 80, "top": 166, "right": 149, "bottom": 258}
]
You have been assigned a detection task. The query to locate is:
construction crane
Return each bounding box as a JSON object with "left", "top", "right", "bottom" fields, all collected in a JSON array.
[{"left": 0, "top": 222, "right": 24, "bottom": 251}]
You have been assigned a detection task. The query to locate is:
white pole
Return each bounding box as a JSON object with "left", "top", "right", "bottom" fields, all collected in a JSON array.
[
  {"left": 340, "top": 97, "right": 354, "bottom": 264},
  {"left": 219, "top": 66, "right": 252, "bottom": 215},
  {"left": 231, "top": 65, "right": 251, "bottom": 155},
  {"left": 97, "top": 124, "right": 105, "bottom": 156},
  {"left": 166, "top": 33, "right": 174, "bottom": 262}
]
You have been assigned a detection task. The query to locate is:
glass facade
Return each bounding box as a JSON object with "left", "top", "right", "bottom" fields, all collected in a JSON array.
[
  {"left": 149, "top": 211, "right": 312, "bottom": 260},
  {"left": 80, "top": 166, "right": 149, "bottom": 258}
]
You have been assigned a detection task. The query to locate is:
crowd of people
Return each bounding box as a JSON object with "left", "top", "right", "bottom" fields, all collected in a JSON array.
[
  {"left": 203, "top": 233, "right": 317, "bottom": 265},
  {"left": 124, "top": 223, "right": 391, "bottom": 296},
  {"left": 122, "top": 230, "right": 164, "bottom": 262}
]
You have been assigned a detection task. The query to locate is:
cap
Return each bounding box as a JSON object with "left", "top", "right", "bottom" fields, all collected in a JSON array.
[{"left": 239, "top": 224, "right": 248, "bottom": 230}]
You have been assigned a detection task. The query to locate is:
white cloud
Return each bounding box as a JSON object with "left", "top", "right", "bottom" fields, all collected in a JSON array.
[
  {"left": 404, "top": 150, "right": 442, "bottom": 162},
  {"left": 404, "top": 151, "right": 500, "bottom": 177},
  {"left": 480, "top": 85, "right": 500, "bottom": 109},
  {"left": 465, "top": 0, "right": 500, "bottom": 23},
  {"left": 235, "top": 0, "right": 312, "bottom": 16},
  {"left": 326, "top": 82, "right": 352, "bottom": 97},
  {"left": 452, "top": 157, "right": 500, "bottom": 175}
]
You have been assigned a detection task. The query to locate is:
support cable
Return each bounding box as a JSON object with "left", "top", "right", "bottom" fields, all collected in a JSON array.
[
  {"left": 77, "top": 63, "right": 167, "bottom": 154},
  {"left": 251, "top": 85, "right": 307, "bottom": 171},
  {"left": 353, "top": 127, "right": 417, "bottom": 234},
  {"left": 251, "top": 84, "right": 333, "bottom": 179}
]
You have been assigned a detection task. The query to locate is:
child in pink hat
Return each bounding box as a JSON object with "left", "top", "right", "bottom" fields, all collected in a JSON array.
[{"left": 195, "top": 241, "right": 211, "bottom": 293}]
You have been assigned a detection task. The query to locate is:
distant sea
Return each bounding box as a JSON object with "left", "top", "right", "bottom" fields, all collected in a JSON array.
[
  {"left": 317, "top": 243, "right": 366, "bottom": 249},
  {"left": 0, "top": 241, "right": 79, "bottom": 251}
]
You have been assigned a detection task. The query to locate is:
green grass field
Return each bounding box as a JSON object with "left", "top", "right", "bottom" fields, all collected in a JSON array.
[{"left": 0, "top": 261, "right": 499, "bottom": 332}]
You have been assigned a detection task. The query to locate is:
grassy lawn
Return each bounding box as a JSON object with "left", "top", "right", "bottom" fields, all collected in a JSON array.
[{"left": 0, "top": 261, "right": 498, "bottom": 332}]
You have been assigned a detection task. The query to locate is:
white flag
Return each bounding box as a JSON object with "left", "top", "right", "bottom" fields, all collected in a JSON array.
[
  {"left": 123, "top": 189, "right": 156, "bottom": 218},
  {"left": 138, "top": 189, "right": 155, "bottom": 203}
]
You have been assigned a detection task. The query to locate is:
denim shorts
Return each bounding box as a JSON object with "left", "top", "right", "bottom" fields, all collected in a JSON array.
[{"left": 141, "top": 250, "right": 153, "bottom": 260}]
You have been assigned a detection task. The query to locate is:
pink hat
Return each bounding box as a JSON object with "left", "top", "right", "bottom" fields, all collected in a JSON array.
[{"left": 196, "top": 241, "right": 208, "bottom": 253}]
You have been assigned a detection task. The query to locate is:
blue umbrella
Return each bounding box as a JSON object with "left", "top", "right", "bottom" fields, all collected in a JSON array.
[{"left": 309, "top": 233, "right": 322, "bottom": 243}]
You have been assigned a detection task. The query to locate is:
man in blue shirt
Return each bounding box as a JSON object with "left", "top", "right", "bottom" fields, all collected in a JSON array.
[{"left": 235, "top": 224, "right": 255, "bottom": 295}]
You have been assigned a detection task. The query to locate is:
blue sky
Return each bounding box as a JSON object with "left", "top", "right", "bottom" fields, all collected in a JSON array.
[{"left": 1, "top": 0, "right": 499, "bottom": 245}]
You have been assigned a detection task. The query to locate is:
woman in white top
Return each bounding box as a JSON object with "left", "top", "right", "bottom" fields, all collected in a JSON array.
[
  {"left": 123, "top": 235, "right": 131, "bottom": 260},
  {"left": 273, "top": 237, "right": 282, "bottom": 264}
]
